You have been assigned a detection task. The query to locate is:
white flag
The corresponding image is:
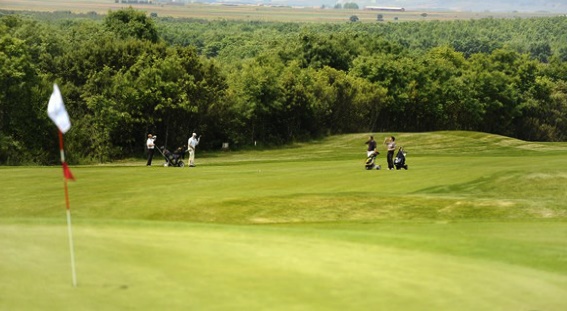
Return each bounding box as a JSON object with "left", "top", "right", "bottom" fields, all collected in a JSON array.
[{"left": 47, "top": 84, "right": 71, "bottom": 134}]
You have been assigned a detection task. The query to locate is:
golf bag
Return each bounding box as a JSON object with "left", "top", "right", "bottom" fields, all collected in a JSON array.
[
  {"left": 158, "top": 146, "right": 186, "bottom": 167},
  {"left": 365, "top": 151, "right": 381, "bottom": 170},
  {"left": 394, "top": 147, "right": 408, "bottom": 170}
]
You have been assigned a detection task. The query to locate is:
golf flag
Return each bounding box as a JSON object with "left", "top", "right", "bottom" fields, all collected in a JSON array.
[
  {"left": 47, "top": 84, "right": 75, "bottom": 181},
  {"left": 47, "top": 84, "right": 71, "bottom": 134},
  {"left": 47, "top": 83, "right": 78, "bottom": 287}
]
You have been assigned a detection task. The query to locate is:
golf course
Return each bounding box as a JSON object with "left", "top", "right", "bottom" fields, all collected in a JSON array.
[{"left": 1, "top": 131, "right": 566, "bottom": 310}]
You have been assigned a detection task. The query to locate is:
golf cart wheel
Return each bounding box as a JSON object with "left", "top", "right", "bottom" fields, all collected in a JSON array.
[
  {"left": 179, "top": 161, "right": 185, "bottom": 168},
  {"left": 404, "top": 165, "right": 408, "bottom": 170}
]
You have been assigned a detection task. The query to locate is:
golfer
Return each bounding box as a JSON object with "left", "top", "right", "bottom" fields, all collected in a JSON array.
[
  {"left": 146, "top": 134, "right": 156, "bottom": 166},
  {"left": 187, "top": 133, "right": 200, "bottom": 167},
  {"left": 365, "top": 135, "right": 377, "bottom": 157},
  {"left": 384, "top": 136, "right": 396, "bottom": 170}
]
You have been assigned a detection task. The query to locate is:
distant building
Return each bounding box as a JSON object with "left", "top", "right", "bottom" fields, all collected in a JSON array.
[
  {"left": 364, "top": 6, "right": 405, "bottom": 12},
  {"left": 116, "top": 0, "right": 154, "bottom": 3}
]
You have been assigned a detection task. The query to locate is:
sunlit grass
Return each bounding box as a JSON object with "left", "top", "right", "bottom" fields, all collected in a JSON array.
[{"left": 1, "top": 132, "right": 566, "bottom": 310}]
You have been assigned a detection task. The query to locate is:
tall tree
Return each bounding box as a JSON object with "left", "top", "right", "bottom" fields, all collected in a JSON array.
[{"left": 104, "top": 7, "right": 159, "bottom": 43}]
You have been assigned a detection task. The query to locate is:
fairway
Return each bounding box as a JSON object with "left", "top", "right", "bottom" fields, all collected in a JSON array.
[{"left": 1, "top": 132, "right": 567, "bottom": 310}]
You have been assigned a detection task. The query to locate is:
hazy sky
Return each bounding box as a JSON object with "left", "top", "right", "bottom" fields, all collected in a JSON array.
[{"left": 274, "top": 0, "right": 567, "bottom": 12}]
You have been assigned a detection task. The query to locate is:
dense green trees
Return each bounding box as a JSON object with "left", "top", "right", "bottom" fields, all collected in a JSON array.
[
  {"left": 0, "top": 10, "right": 566, "bottom": 164},
  {"left": 0, "top": 16, "right": 53, "bottom": 164},
  {"left": 104, "top": 7, "right": 159, "bottom": 42}
]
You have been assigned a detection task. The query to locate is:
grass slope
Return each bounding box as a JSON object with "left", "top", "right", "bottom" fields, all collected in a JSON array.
[{"left": 1, "top": 132, "right": 566, "bottom": 310}]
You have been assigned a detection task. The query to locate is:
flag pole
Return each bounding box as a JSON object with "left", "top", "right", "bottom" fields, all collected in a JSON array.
[
  {"left": 48, "top": 83, "right": 77, "bottom": 287},
  {"left": 59, "top": 130, "right": 77, "bottom": 287}
]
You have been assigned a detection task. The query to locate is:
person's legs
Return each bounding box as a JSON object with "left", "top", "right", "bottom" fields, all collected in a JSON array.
[
  {"left": 387, "top": 150, "right": 394, "bottom": 170},
  {"left": 189, "top": 149, "right": 195, "bottom": 166},
  {"left": 146, "top": 149, "right": 154, "bottom": 166}
]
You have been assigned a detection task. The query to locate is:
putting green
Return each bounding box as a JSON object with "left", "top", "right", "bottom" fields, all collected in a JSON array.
[{"left": 1, "top": 221, "right": 565, "bottom": 310}]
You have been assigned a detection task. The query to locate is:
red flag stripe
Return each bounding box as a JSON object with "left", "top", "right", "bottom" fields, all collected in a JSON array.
[{"left": 62, "top": 162, "right": 75, "bottom": 181}]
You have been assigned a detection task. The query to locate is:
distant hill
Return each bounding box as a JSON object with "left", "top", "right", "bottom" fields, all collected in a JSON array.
[
  {"left": 390, "top": 0, "right": 567, "bottom": 12},
  {"left": 257, "top": 0, "right": 567, "bottom": 12}
]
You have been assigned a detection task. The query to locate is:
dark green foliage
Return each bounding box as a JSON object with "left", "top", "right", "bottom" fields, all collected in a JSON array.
[
  {"left": 0, "top": 10, "right": 566, "bottom": 165},
  {"left": 0, "top": 16, "right": 55, "bottom": 164},
  {"left": 104, "top": 7, "right": 158, "bottom": 43}
]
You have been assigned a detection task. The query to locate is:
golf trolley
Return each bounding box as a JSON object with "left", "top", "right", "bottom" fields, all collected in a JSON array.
[
  {"left": 365, "top": 151, "right": 381, "bottom": 170},
  {"left": 156, "top": 146, "right": 186, "bottom": 167},
  {"left": 394, "top": 147, "right": 408, "bottom": 170}
]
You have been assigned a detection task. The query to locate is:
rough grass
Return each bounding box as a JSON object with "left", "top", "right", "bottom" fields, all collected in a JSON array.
[{"left": 1, "top": 132, "right": 566, "bottom": 310}]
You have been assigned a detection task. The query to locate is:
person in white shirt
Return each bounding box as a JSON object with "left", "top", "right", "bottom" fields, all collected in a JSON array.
[
  {"left": 187, "top": 133, "right": 200, "bottom": 167},
  {"left": 146, "top": 134, "right": 156, "bottom": 166}
]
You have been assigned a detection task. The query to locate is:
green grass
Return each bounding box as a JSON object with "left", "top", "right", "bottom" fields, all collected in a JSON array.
[{"left": 1, "top": 132, "right": 566, "bottom": 310}]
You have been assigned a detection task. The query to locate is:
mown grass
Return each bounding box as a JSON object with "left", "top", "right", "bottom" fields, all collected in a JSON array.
[{"left": 1, "top": 132, "right": 566, "bottom": 310}]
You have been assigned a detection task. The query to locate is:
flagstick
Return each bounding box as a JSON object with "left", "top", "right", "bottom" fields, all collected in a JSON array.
[{"left": 59, "top": 130, "right": 78, "bottom": 287}]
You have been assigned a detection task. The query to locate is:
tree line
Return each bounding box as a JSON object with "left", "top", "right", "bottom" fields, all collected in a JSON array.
[{"left": 1, "top": 8, "right": 566, "bottom": 165}]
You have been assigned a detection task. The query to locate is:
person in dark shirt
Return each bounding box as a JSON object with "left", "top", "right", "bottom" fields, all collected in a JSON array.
[{"left": 365, "top": 136, "right": 377, "bottom": 157}]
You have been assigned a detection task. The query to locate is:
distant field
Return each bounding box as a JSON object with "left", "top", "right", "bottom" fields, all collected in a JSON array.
[
  {"left": 2, "top": 0, "right": 564, "bottom": 22},
  {"left": 1, "top": 132, "right": 567, "bottom": 310}
]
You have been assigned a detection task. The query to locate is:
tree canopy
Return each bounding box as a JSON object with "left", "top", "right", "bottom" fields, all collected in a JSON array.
[{"left": 1, "top": 10, "right": 566, "bottom": 165}]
